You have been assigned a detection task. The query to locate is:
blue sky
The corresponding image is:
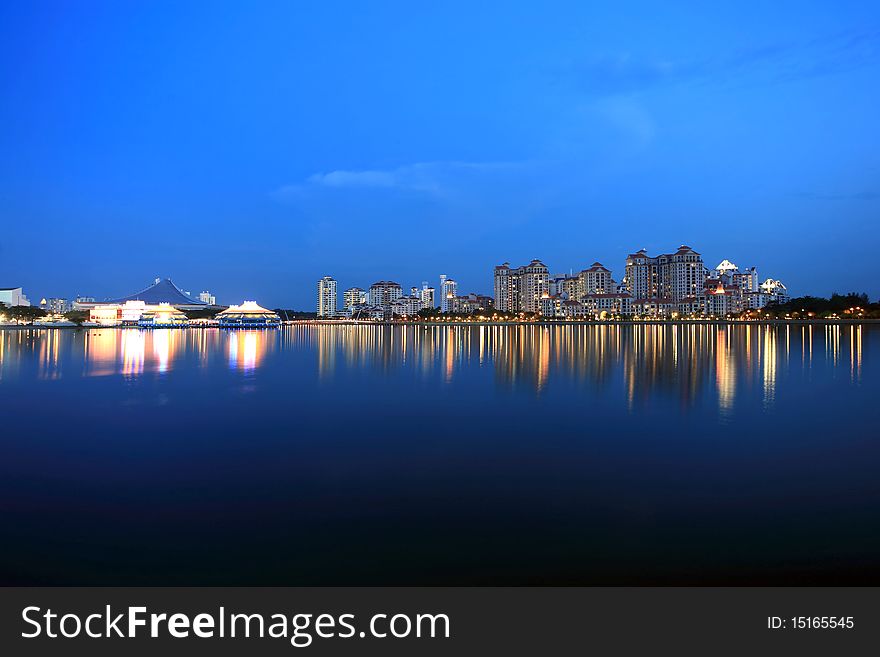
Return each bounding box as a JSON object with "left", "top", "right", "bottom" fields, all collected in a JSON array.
[{"left": 1, "top": 1, "right": 878, "bottom": 307}]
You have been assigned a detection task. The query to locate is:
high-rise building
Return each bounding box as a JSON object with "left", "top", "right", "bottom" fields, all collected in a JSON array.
[
  {"left": 199, "top": 291, "right": 216, "bottom": 305},
  {"left": 624, "top": 246, "right": 705, "bottom": 303},
  {"left": 440, "top": 278, "right": 457, "bottom": 312},
  {"left": 577, "top": 263, "right": 615, "bottom": 298},
  {"left": 493, "top": 259, "right": 549, "bottom": 313},
  {"left": 369, "top": 281, "right": 403, "bottom": 307},
  {"left": 419, "top": 283, "right": 435, "bottom": 310},
  {"left": 317, "top": 276, "right": 338, "bottom": 317},
  {"left": 343, "top": 287, "right": 366, "bottom": 310}
]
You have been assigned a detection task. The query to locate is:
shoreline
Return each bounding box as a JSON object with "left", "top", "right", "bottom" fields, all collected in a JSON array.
[{"left": 2, "top": 318, "right": 878, "bottom": 330}]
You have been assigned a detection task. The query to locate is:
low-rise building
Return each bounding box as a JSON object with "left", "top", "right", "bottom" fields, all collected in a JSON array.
[
  {"left": 0, "top": 287, "right": 30, "bottom": 307},
  {"left": 39, "top": 297, "right": 73, "bottom": 313},
  {"left": 451, "top": 293, "right": 493, "bottom": 314},
  {"left": 390, "top": 296, "right": 423, "bottom": 317},
  {"left": 633, "top": 298, "right": 675, "bottom": 318},
  {"left": 217, "top": 301, "right": 281, "bottom": 328}
]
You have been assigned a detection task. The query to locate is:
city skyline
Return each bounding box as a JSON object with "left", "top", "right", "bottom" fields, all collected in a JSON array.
[{"left": 2, "top": 2, "right": 879, "bottom": 307}]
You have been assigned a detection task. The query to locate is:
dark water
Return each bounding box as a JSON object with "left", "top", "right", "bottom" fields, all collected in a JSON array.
[{"left": 0, "top": 323, "right": 877, "bottom": 585}]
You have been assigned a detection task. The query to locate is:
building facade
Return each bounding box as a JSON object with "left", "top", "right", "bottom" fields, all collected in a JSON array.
[
  {"left": 493, "top": 259, "right": 549, "bottom": 313},
  {"left": 451, "top": 293, "right": 493, "bottom": 314},
  {"left": 420, "top": 284, "right": 435, "bottom": 310},
  {"left": 440, "top": 277, "right": 457, "bottom": 313},
  {"left": 0, "top": 287, "right": 30, "bottom": 307},
  {"left": 317, "top": 276, "right": 338, "bottom": 317},
  {"left": 577, "top": 263, "right": 615, "bottom": 298},
  {"left": 343, "top": 287, "right": 367, "bottom": 310},
  {"left": 369, "top": 281, "right": 403, "bottom": 307}
]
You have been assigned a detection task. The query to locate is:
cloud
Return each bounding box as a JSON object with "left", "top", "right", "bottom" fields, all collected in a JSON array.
[
  {"left": 274, "top": 160, "right": 531, "bottom": 201},
  {"left": 573, "top": 29, "right": 880, "bottom": 97}
]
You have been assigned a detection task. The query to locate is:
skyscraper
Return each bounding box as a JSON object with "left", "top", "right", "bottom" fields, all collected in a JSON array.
[
  {"left": 317, "top": 276, "right": 338, "bottom": 317},
  {"left": 441, "top": 278, "right": 457, "bottom": 312},
  {"left": 493, "top": 259, "right": 549, "bottom": 313}
]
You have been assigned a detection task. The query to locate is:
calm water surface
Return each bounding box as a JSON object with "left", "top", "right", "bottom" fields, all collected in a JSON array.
[{"left": 0, "top": 323, "right": 877, "bottom": 584}]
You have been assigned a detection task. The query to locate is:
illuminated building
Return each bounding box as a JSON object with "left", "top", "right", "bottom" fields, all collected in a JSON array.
[
  {"left": 317, "top": 276, "right": 338, "bottom": 317},
  {"left": 390, "top": 296, "right": 423, "bottom": 317},
  {"left": 582, "top": 293, "right": 634, "bottom": 318},
  {"left": 441, "top": 278, "right": 458, "bottom": 313},
  {"left": 451, "top": 293, "right": 493, "bottom": 314},
  {"left": 419, "top": 283, "right": 435, "bottom": 310},
  {"left": 39, "top": 297, "right": 72, "bottom": 313},
  {"left": 369, "top": 281, "right": 402, "bottom": 307},
  {"left": 493, "top": 259, "right": 549, "bottom": 313},
  {"left": 624, "top": 246, "right": 706, "bottom": 304},
  {"left": 633, "top": 298, "right": 675, "bottom": 317},
  {"left": 77, "top": 278, "right": 208, "bottom": 320},
  {"left": 199, "top": 291, "right": 216, "bottom": 305},
  {"left": 0, "top": 286, "right": 30, "bottom": 307},
  {"left": 343, "top": 287, "right": 366, "bottom": 310},
  {"left": 217, "top": 301, "right": 281, "bottom": 328},
  {"left": 577, "top": 263, "right": 615, "bottom": 297},
  {"left": 137, "top": 303, "right": 189, "bottom": 327}
]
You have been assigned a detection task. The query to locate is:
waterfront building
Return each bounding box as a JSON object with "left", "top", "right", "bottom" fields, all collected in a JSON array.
[
  {"left": 440, "top": 277, "right": 457, "bottom": 313},
  {"left": 541, "top": 295, "right": 590, "bottom": 319},
  {"left": 734, "top": 267, "right": 758, "bottom": 293},
  {"left": 419, "top": 284, "right": 435, "bottom": 310},
  {"left": 78, "top": 278, "right": 208, "bottom": 312},
  {"left": 439, "top": 275, "right": 449, "bottom": 312},
  {"left": 317, "top": 276, "right": 338, "bottom": 317},
  {"left": 39, "top": 297, "right": 72, "bottom": 313},
  {"left": 137, "top": 303, "right": 188, "bottom": 328},
  {"left": 714, "top": 260, "right": 759, "bottom": 294},
  {"left": 577, "top": 263, "right": 615, "bottom": 298},
  {"left": 714, "top": 259, "right": 739, "bottom": 277},
  {"left": 87, "top": 299, "right": 176, "bottom": 326},
  {"left": 758, "top": 279, "right": 790, "bottom": 304},
  {"left": 217, "top": 301, "right": 281, "bottom": 328},
  {"left": 451, "top": 293, "right": 493, "bottom": 314},
  {"left": 633, "top": 298, "right": 675, "bottom": 318},
  {"left": 549, "top": 275, "right": 577, "bottom": 298},
  {"left": 540, "top": 295, "right": 563, "bottom": 318},
  {"left": 343, "top": 287, "right": 367, "bottom": 311},
  {"left": 369, "top": 281, "right": 403, "bottom": 307},
  {"left": 88, "top": 305, "right": 123, "bottom": 326},
  {"left": 582, "top": 293, "right": 634, "bottom": 318},
  {"left": 676, "top": 277, "right": 745, "bottom": 317},
  {"left": 199, "top": 291, "right": 216, "bottom": 305},
  {"left": 561, "top": 300, "right": 589, "bottom": 319},
  {"left": 493, "top": 259, "right": 549, "bottom": 314},
  {"left": 390, "top": 296, "right": 423, "bottom": 317},
  {"left": 0, "top": 286, "right": 30, "bottom": 307},
  {"left": 624, "top": 246, "right": 706, "bottom": 303}
]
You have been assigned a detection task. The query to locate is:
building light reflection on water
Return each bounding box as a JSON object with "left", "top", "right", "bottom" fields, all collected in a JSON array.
[
  {"left": 227, "top": 330, "right": 267, "bottom": 372},
  {"left": 121, "top": 329, "right": 145, "bottom": 377},
  {"left": 0, "top": 325, "right": 868, "bottom": 411}
]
